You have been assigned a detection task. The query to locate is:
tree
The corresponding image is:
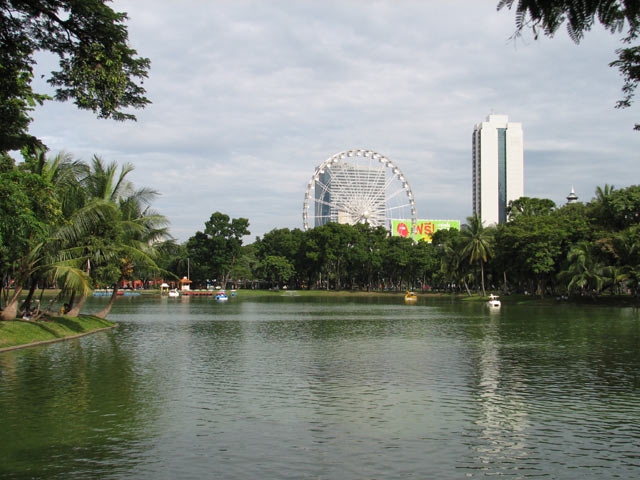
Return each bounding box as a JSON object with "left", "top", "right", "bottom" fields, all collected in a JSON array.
[
  {"left": 606, "top": 225, "right": 640, "bottom": 296},
  {"left": 0, "top": 0, "right": 150, "bottom": 153},
  {"left": 255, "top": 227, "right": 304, "bottom": 287},
  {"left": 438, "top": 229, "right": 473, "bottom": 295},
  {"left": 347, "top": 224, "right": 388, "bottom": 291},
  {"left": 0, "top": 156, "right": 63, "bottom": 320},
  {"left": 507, "top": 196, "right": 556, "bottom": 220},
  {"left": 590, "top": 184, "right": 640, "bottom": 231},
  {"left": 461, "top": 214, "right": 494, "bottom": 296},
  {"left": 13, "top": 149, "right": 87, "bottom": 314},
  {"left": 259, "top": 255, "right": 294, "bottom": 288},
  {"left": 498, "top": 0, "right": 640, "bottom": 129},
  {"left": 230, "top": 244, "right": 259, "bottom": 289},
  {"left": 186, "top": 212, "right": 250, "bottom": 288},
  {"left": 411, "top": 240, "right": 440, "bottom": 290},
  {"left": 559, "top": 241, "right": 606, "bottom": 296},
  {"left": 381, "top": 235, "right": 413, "bottom": 290},
  {"left": 92, "top": 194, "right": 169, "bottom": 319},
  {"left": 63, "top": 156, "right": 166, "bottom": 317}
]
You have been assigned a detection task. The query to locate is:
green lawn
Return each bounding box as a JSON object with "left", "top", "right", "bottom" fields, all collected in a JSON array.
[{"left": 0, "top": 315, "right": 116, "bottom": 351}]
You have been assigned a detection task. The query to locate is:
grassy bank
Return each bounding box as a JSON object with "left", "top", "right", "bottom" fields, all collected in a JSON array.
[{"left": 0, "top": 315, "right": 116, "bottom": 351}]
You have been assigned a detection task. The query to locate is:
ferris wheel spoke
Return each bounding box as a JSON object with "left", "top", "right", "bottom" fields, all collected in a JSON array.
[
  {"left": 314, "top": 179, "right": 332, "bottom": 198},
  {"left": 303, "top": 150, "right": 416, "bottom": 230},
  {"left": 386, "top": 186, "right": 410, "bottom": 202},
  {"left": 385, "top": 203, "right": 413, "bottom": 220},
  {"left": 314, "top": 196, "right": 336, "bottom": 208},
  {"left": 324, "top": 165, "right": 353, "bottom": 202},
  {"left": 352, "top": 156, "right": 382, "bottom": 205}
]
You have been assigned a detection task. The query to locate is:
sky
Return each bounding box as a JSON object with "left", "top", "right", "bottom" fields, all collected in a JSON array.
[{"left": 28, "top": 0, "right": 639, "bottom": 243}]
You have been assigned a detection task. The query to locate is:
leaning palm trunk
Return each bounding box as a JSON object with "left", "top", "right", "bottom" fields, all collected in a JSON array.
[
  {"left": 94, "top": 284, "right": 120, "bottom": 319},
  {"left": 0, "top": 287, "right": 24, "bottom": 321},
  {"left": 462, "top": 278, "right": 472, "bottom": 296},
  {"left": 480, "top": 260, "right": 486, "bottom": 297},
  {"left": 65, "top": 293, "right": 88, "bottom": 317}
]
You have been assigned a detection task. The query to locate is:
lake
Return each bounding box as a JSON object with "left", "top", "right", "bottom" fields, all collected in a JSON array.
[{"left": 1, "top": 295, "right": 639, "bottom": 479}]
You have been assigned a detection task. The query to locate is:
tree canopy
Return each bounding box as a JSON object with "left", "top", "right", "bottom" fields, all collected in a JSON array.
[
  {"left": 185, "top": 212, "right": 250, "bottom": 288},
  {"left": 0, "top": 0, "right": 150, "bottom": 153}
]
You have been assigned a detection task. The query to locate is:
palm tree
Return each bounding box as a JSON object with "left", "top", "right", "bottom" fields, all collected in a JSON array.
[
  {"left": 595, "top": 184, "right": 616, "bottom": 203},
  {"left": 560, "top": 242, "right": 606, "bottom": 296},
  {"left": 17, "top": 150, "right": 89, "bottom": 315},
  {"left": 92, "top": 196, "right": 170, "bottom": 319},
  {"left": 461, "top": 214, "right": 494, "bottom": 296},
  {"left": 1, "top": 150, "right": 92, "bottom": 320},
  {"left": 440, "top": 236, "right": 472, "bottom": 296},
  {"left": 611, "top": 226, "right": 640, "bottom": 296},
  {"left": 61, "top": 155, "right": 166, "bottom": 317}
]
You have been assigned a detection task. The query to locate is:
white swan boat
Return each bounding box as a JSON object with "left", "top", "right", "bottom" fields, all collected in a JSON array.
[{"left": 487, "top": 294, "right": 501, "bottom": 308}]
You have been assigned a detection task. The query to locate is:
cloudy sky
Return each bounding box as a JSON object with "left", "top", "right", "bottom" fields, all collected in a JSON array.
[{"left": 29, "top": 0, "right": 639, "bottom": 242}]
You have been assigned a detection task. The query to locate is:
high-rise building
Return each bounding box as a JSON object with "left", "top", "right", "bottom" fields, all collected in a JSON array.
[{"left": 472, "top": 114, "right": 524, "bottom": 225}]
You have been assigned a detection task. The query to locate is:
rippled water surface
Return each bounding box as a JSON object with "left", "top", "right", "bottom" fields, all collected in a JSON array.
[{"left": 1, "top": 295, "right": 640, "bottom": 479}]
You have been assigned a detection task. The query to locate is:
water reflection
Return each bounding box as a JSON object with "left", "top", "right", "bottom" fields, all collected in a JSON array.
[
  {"left": 0, "top": 332, "right": 159, "bottom": 479},
  {"left": 1, "top": 297, "right": 639, "bottom": 479}
]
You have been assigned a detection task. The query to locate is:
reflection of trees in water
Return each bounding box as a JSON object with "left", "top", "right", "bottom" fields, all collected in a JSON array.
[{"left": 0, "top": 332, "right": 158, "bottom": 479}]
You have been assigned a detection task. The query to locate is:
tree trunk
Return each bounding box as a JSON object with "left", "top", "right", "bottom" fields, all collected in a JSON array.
[
  {"left": 21, "top": 281, "right": 38, "bottom": 316},
  {"left": 94, "top": 284, "right": 119, "bottom": 319},
  {"left": 462, "top": 278, "right": 472, "bottom": 297},
  {"left": 67, "top": 291, "right": 76, "bottom": 311},
  {"left": 66, "top": 293, "right": 88, "bottom": 317},
  {"left": 0, "top": 287, "right": 23, "bottom": 321},
  {"left": 480, "top": 260, "right": 486, "bottom": 297}
]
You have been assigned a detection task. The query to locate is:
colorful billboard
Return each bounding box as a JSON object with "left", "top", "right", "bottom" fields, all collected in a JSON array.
[{"left": 391, "top": 219, "right": 460, "bottom": 242}]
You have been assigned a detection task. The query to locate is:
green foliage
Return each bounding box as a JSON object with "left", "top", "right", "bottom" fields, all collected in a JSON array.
[
  {"left": 0, "top": 164, "right": 62, "bottom": 285},
  {"left": 1, "top": 152, "right": 169, "bottom": 319},
  {"left": 507, "top": 196, "right": 556, "bottom": 220},
  {"left": 0, "top": 0, "right": 150, "bottom": 153},
  {"left": 559, "top": 241, "right": 606, "bottom": 295},
  {"left": 494, "top": 212, "right": 570, "bottom": 294},
  {"left": 185, "top": 212, "right": 250, "bottom": 287},
  {"left": 259, "top": 255, "right": 295, "bottom": 287},
  {"left": 461, "top": 214, "right": 494, "bottom": 295}
]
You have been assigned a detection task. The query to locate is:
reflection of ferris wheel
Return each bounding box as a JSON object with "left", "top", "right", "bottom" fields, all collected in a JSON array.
[{"left": 302, "top": 149, "right": 417, "bottom": 231}]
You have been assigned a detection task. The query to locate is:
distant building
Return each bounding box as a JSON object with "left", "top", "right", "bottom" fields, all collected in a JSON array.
[
  {"left": 472, "top": 114, "right": 524, "bottom": 225},
  {"left": 566, "top": 186, "right": 579, "bottom": 204}
]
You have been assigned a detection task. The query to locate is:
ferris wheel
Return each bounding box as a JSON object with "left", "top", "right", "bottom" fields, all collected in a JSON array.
[{"left": 302, "top": 149, "right": 417, "bottom": 231}]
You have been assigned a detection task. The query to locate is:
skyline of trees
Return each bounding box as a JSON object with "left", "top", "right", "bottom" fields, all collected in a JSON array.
[{"left": 161, "top": 184, "right": 639, "bottom": 299}]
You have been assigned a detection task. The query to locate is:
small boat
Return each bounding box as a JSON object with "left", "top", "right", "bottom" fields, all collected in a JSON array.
[
  {"left": 92, "top": 289, "right": 112, "bottom": 297},
  {"left": 404, "top": 291, "right": 418, "bottom": 302},
  {"left": 168, "top": 289, "right": 180, "bottom": 297},
  {"left": 230, "top": 290, "right": 238, "bottom": 297},
  {"left": 215, "top": 291, "right": 229, "bottom": 302},
  {"left": 487, "top": 294, "right": 501, "bottom": 308}
]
